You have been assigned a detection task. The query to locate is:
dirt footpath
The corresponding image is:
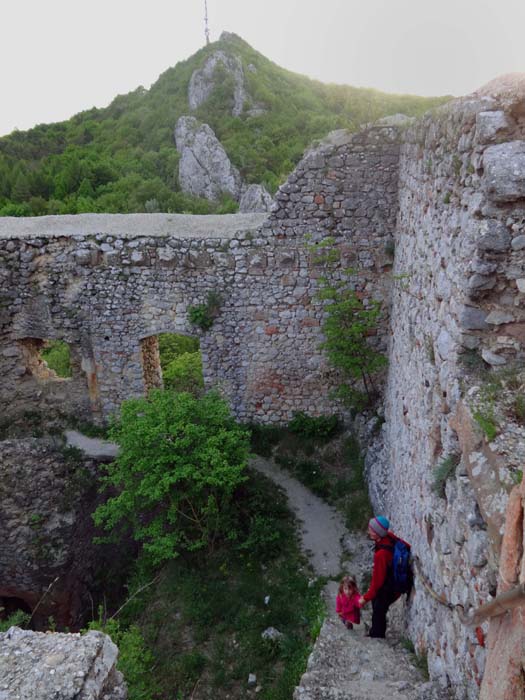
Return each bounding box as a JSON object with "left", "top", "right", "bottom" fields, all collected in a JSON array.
[{"left": 251, "top": 456, "right": 453, "bottom": 700}]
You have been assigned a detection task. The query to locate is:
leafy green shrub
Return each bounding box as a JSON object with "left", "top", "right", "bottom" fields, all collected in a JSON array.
[
  {"left": 0, "top": 609, "right": 31, "bottom": 632},
  {"left": 41, "top": 340, "right": 72, "bottom": 378},
  {"left": 93, "top": 390, "right": 250, "bottom": 564},
  {"left": 216, "top": 194, "right": 239, "bottom": 214},
  {"left": 158, "top": 333, "right": 199, "bottom": 371},
  {"left": 87, "top": 617, "right": 156, "bottom": 700},
  {"left": 163, "top": 352, "right": 204, "bottom": 394},
  {"left": 432, "top": 453, "right": 460, "bottom": 498},
  {"left": 288, "top": 411, "right": 339, "bottom": 440},
  {"left": 188, "top": 291, "right": 223, "bottom": 331},
  {"left": 248, "top": 422, "right": 286, "bottom": 458},
  {"left": 308, "top": 237, "right": 387, "bottom": 409}
]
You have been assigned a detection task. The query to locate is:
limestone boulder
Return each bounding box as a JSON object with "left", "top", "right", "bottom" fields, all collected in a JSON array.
[
  {"left": 482, "top": 141, "right": 525, "bottom": 202},
  {"left": 0, "top": 627, "right": 127, "bottom": 700},
  {"left": 239, "top": 184, "right": 273, "bottom": 213},
  {"left": 174, "top": 116, "right": 242, "bottom": 201}
]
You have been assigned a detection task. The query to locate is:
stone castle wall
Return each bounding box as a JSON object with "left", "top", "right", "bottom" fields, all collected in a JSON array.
[
  {"left": 0, "top": 438, "right": 99, "bottom": 630},
  {"left": 0, "top": 125, "right": 401, "bottom": 428},
  {"left": 368, "top": 77, "right": 525, "bottom": 698},
  {"left": 2, "top": 76, "right": 525, "bottom": 698}
]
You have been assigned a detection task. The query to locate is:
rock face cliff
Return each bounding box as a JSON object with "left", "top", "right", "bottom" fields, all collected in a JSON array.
[
  {"left": 174, "top": 115, "right": 243, "bottom": 201},
  {"left": 187, "top": 36, "right": 267, "bottom": 118},
  {"left": 174, "top": 115, "right": 273, "bottom": 210}
]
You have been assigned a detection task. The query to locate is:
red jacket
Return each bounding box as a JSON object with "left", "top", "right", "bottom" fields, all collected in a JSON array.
[
  {"left": 336, "top": 591, "right": 361, "bottom": 624},
  {"left": 363, "top": 533, "right": 398, "bottom": 602}
]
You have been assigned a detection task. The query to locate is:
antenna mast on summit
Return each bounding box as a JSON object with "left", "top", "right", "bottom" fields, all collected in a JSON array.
[{"left": 204, "top": 0, "right": 210, "bottom": 45}]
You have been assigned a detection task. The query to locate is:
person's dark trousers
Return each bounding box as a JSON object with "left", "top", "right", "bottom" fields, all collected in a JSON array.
[{"left": 370, "top": 587, "right": 398, "bottom": 638}]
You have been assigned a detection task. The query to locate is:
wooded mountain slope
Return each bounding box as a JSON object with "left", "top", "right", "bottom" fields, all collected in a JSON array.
[{"left": 0, "top": 33, "right": 448, "bottom": 217}]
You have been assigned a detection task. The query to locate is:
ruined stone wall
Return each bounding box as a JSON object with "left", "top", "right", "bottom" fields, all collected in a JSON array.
[
  {"left": 0, "top": 217, "right": 332, "bottom": 424},
  {"left": 0, "top": 438, "right": 99, "bottom": 629},
  {"left": 368, "top": 77, "right": 525, "bottom": 698},
  {"left": 0, "top": 124, "right": 401, "bottom": 428},
  {"left": 3, "top": 78, "right": 525, "bottom": 698}
]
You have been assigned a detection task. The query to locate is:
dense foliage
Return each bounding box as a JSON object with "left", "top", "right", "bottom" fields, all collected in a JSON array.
[
  {"left": 41, "top": 340, "right": 72, "bottom": 378},
  {"left": 91, "top": 468, "right": 325, "bottom": 700},
  {"left": 158, "top": 333, "right": 203, "bottom": 394},
  {"left": 93, "top": 390, "right": 250, "bottom": 564},
  {"left": 0, "top": 34, "right": 448, "bottom": 217},
  {"left": 309, "top": 237, "right": 387, "bottom": 409}
]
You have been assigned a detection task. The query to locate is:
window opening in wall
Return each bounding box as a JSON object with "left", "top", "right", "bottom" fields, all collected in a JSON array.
[
  {"left": 159, "top": 333, "right": 204, "bottom": 395},
  {"left": 140, "top": 333, "right": 204, "bottom": 396},
  {"left": 41, "top": 340, "right": 72, "bottom": 378},
  {"left": 19, "top": 338, "right": 72, "bottom": 380}
]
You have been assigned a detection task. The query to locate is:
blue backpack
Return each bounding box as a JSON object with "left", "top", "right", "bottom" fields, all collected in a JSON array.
[{"left": 379, "top": 538, "right": 413, "bottom": 594}]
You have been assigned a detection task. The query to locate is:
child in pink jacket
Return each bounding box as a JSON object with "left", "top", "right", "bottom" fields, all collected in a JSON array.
[{"left": 336, "top": 575, "right": 361, "bottom": 629}]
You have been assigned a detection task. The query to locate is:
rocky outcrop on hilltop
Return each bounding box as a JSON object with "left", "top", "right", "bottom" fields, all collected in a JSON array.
[
  {"left": 174, "top": 116, "right": 243, "bottom": 201},
  {"left": 0, "top": 627, "right": 127, "bottom": 699},
  {"left": 188, "top": 50, "right": 248, "bottom": 117},
  {"left": 174, "top": 116, "right": 273, "bottom": 209},
  {"left": 188, "top": 37, "right": 266, "bottom": 118}
]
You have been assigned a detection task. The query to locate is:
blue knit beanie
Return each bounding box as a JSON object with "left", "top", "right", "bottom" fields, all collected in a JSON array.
[{"left": 369, "top": 515, "right": 390, "bottom": 538}]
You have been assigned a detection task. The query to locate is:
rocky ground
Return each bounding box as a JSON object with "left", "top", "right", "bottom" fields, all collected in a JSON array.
[
  {"left": 0, "top": 627, "right": 126, "bottom": 700},
  {"left": 252, "top": 456, "right": 454, "bottom": 700}
]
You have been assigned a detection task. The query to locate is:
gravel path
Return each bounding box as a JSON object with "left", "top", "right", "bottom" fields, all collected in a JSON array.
[
  {"left": 0, "top": 212, "right": 268, "bottom": 240},
  {"left": 65, "top": 430, "right": 119, "bottom": 460},
  {"left": 251, "top": 455, "right": 453, "bottom": 700},
  {"left": 251, "top": 456, "right": 346, "bottom": 578}
]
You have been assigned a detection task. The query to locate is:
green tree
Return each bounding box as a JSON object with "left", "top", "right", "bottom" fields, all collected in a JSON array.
[
  {"left": 93, "top": 391, "right": 250, "bottom": 564},
  {"left": 163, "top": 352, "right": 204, "bottom": 394},
  {"left": 310, "top": 237, "right": 387, "bottom": 409}
]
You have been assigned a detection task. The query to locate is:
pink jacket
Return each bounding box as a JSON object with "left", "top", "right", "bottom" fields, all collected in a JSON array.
[{"left": 336, "top": 591, "right": 361, "bottom": 624}]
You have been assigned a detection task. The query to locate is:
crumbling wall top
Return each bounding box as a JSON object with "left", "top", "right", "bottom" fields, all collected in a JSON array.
[{"left": 0, "top": 212, "right": 268, "bottom": 241}]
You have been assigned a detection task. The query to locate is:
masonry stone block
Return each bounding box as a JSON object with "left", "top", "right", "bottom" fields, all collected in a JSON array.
[{"left": 483, "top": 141, "right": 525, "bottom": 202}]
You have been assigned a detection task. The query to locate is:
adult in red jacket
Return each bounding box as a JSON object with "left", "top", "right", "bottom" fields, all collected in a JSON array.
[{"left": 358, "top": 515, "right": 400, "bottom": 638}]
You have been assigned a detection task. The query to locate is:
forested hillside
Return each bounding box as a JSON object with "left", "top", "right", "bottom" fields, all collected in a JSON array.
[{"left": 0, "top": 33, "right": 448, "bottom": 217}]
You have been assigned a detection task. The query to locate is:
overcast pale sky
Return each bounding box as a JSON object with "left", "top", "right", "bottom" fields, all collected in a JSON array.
[{"left": 1, "top": 0, "right": 523, "bottom": 137}]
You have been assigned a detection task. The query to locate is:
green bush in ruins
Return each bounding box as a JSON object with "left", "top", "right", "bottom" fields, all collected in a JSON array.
[
  {"left": 93, "top": 390, "right": 250, "bottom": 564},
  {"left": 308, "top": 237, "right": 387, "bottom": 410}
]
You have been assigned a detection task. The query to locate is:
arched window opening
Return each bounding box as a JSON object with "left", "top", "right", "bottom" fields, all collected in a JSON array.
[
  {"left": 140, "top": 333, "right": 204, "bottom": 396},
  {"left": 159, "top": 333, "right": 203, "bottom": 395}
]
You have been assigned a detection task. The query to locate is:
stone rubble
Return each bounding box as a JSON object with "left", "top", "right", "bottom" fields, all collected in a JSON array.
[{"left": 0, "top": 627, "right": 127, "bottom": 700}]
